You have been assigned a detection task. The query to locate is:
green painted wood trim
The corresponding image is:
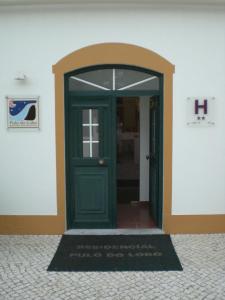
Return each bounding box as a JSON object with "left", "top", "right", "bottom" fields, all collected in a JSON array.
[{"left": 64, "top": 65, "right": 164, "bottom": 230}]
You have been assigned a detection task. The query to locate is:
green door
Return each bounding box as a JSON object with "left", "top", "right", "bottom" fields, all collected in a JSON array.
[
  {"left": 66, "top": 95, "right": 116, "bottom": 229},
  {"left": 149, "top": 96, "right": 161, "bottom": 227}
]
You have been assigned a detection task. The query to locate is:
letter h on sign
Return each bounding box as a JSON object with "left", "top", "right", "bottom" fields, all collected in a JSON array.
[
  {"left": 195, "top": 99, "right": 208, "bottom": 115},
  {"left": 187, "top": 97, "right": 215, "bottom": 127}
]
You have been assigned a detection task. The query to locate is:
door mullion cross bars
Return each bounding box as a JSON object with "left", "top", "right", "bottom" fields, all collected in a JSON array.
[
  {"left": 71, "top": 76, "right": 110, "bottom": 91},
  {"left": 71, "top": 69, "right": 157, "bottom": 91},
  {"left": 83, "top": 109, "right": 99, "bottom": 158},
  {"left": 117, "top": 76, "right": 157, "bottom": 91}
]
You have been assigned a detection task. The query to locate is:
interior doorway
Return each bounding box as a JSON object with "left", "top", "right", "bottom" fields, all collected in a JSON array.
[
  {"left": 64, "top": 65, "right": 163, "bottom": 230},
  {"left": 116, "top": 96, "right": 157, "bottom": 229}
]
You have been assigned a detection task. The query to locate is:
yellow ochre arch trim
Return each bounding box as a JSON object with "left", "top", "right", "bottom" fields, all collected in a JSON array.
[
  {"left": 53, "top": 43, "right": 175, "bottom": 75},
  {"left": 53, "top": 42, "right": 174, "bottom": 233}
]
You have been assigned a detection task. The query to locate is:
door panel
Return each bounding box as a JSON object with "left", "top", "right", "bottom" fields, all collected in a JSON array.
[
  {"left": 74, "top": 168, "right": 109, "bottom": 219},
  {"left": 149, "top": 96, "right": 160, "bottom": 226},
  {"left": 66, "top": 96, "right": 116, "bottom": 229},
  {"left": 75, "top": 168, "right": 108, "bottom": 213}
]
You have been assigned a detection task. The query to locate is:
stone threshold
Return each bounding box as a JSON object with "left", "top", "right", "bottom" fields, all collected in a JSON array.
[{"left": 64, "top": 228, "right": 164, "bottom": 235}]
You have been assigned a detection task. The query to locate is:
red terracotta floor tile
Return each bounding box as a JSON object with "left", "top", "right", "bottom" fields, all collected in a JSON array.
[{"left": 117, "top": 202, "right": 156, "bottom": 228}]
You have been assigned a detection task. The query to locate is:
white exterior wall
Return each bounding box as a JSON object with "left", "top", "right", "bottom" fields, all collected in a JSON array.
[{"left": 0, "top": 4, "right": 225, "bottom": 215}]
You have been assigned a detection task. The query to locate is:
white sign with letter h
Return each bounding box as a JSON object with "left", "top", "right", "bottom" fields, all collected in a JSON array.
[{"left": 186, "top": 97, "right": 215, "bottom": 127}]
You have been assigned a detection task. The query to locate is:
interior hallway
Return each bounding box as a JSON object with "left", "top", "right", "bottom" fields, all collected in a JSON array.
[{"left": 117, "top": 202, "right": 156, "bottom": 228}]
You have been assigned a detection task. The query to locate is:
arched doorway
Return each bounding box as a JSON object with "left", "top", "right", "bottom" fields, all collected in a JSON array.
[{"left": 53, "top": 43, "right": 174, "bottom": 232}]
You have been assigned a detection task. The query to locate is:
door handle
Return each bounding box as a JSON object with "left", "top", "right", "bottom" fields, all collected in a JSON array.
[
  {"left": 147, "top": 154, "right": 155, "bottom": 160},
  {"left": 98, "top": 159, "right": 105, "bottom": 165}
]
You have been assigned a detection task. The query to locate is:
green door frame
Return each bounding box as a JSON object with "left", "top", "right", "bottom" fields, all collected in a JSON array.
[{"left": 64, "top": 65, "right": 163, "bottom": 229}]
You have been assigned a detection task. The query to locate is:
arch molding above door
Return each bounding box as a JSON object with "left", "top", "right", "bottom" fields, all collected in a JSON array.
[{"left": 53, "top": 43, "right": 175, "bottom": 75}]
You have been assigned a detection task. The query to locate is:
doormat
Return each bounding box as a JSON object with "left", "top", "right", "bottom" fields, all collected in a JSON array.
[{"left": 47, "top": 235, "right": 183, "bottom": 272}]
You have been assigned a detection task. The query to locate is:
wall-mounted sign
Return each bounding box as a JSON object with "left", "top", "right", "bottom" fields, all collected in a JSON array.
[
  {"left": 6, "top": 96, "right": 39, "bottom": 128},
  {"left": 186, "top": 97, "right": 215, "bottom": 127}
]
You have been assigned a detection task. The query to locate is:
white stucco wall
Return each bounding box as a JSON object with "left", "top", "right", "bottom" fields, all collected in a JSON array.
[{"left": 0, "top": 4, "right": 225, "bottom": 215}]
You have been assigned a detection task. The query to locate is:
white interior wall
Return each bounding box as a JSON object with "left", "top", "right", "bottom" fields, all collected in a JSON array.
[
  {"left": 139, "top": 97, "right": 150, "bottom": 202},
  {"left": 0, "top": 4, "right": 225, "bottom": 215}
]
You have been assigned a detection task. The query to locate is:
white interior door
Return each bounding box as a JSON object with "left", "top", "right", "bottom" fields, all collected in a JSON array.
[{"left": 139, "top": 96, "right": 150, "bottom": 201}]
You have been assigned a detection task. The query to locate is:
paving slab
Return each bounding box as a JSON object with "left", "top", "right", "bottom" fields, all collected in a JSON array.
[{"left": 0, "top": 234, "right": 225, "bottom": 300}]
